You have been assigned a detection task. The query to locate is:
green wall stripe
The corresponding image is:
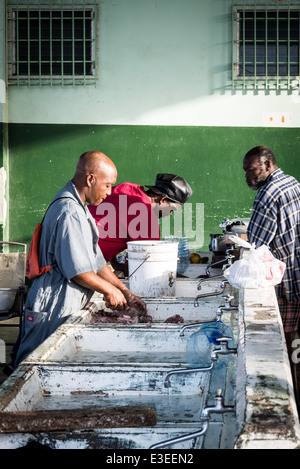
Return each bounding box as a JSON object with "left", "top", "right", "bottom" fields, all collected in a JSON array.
[{"left": 7, "top": 124, "right": 300, "bottom": 250}]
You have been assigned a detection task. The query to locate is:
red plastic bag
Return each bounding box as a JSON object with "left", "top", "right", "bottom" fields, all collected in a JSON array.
[{"left": 26, "top": 223, "right": 52, "bottom": 279}]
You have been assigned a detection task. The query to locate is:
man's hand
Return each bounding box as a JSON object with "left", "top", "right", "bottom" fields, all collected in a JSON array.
[
  {"left": 73, "top": 265, "right": 147, "bottom": 313},
  {"left": 72, "top": 270, "right": 127, "bottom": 311},
  {"left": 97, "top": 265, "right": 147, "bottom": 314},
  {"left": 103, "top": 288, "right": 128, "bottom": 311}
]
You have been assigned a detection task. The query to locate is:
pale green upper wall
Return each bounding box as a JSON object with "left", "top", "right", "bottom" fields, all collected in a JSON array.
[{"left": 6, "top": 0, "right": 300, "bottom": 128}]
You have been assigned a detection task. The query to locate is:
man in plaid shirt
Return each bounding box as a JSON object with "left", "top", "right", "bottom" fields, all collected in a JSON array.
[{"left": 243, "top": 146, "right": 300, "bottom": 411}]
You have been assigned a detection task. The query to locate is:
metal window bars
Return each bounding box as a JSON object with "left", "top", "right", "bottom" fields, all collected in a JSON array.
[
  {"left": 6, "top": 0, "right": 97, "bottom": 86},
  {"left": 232, "top": 0, "right": 300, "bottom": 90}
]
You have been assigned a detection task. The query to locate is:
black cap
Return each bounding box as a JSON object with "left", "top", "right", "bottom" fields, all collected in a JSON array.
[{"left": 145, "top": 174, "right": 192, "bottom": 205}]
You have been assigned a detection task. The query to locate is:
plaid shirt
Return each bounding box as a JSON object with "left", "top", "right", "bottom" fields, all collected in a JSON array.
[{"left": 247, "top": 168, "right": 300, "bottom": 302}]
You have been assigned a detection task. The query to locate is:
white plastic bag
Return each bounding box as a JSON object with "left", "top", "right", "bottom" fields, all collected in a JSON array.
[{"left": 224, "top": 235, "right": 286, "bottom": 289}]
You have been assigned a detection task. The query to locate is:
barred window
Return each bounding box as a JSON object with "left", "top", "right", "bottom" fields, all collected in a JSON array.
[
  {"left": 232, "top": 1, "right": 300, "bottom": 90},
  {"left": 7, "top": 4, "right": 96, "bottom": 86}
]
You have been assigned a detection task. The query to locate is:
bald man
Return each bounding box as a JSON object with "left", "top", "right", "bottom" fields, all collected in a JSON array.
[{"left": 15, "top": 151, "right": 146, "bottom": 367}]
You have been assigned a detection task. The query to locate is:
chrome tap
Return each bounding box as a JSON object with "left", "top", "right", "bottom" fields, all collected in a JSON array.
[
  {"left": 203, "top": 247, "right": 235, "bottom": 278},
  {"left": 164, "top": 336, "right": 237, "bottom": 388},
  {"left": 194, "top": 288, "right": 224, "bottom": 307},
  {"left": 205, "top": 263, "right": 225, "bottom": 277},
  {"left": 149, "top": 420, "right": 209, "bottom": 449},
  {"left": 221, "top": 294, "right": 235, "bottom": 307},
  {"left": 182, "top": 294, "right": 236, "bottom": 336},
  {"left": 194, "top": 280, "right": 230, "bottom": 307},
  {"left": 179, "top": 319, "right": 216, "bottom": 337},
  {"left": 215, "top": 295, "right": 238, "bottom": 316},
  {"left": 197, "top": 274, "right": 224, "bottom": 291},
  {"left": 181, "top": 297, "right": 237, "bottom": 335},
  {"left": 200, "top": 388, "right": 235, "bottom": 421},
  {"left": 164, "top": 357, "right": 217, "bottom": 388},
  {"left": 149, "top": 389, "right": 235, "bottom": 449},
  {"left": 210, "top": 336, "right": 237, "bottom": 360},
  {"left": 221, "top": 247, "right": 235, "bottom": 271}
]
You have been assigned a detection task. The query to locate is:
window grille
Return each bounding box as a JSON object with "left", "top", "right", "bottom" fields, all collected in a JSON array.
[
  {"left": 6, "top": 1, "right": 96, "bottom": 86},
  {"left": 232, "top": 0, "right": 300, "bottom": 90}
]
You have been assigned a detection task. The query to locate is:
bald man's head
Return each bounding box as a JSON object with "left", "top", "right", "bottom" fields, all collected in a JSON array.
[
  {"left": 74, "top": 151, "right": 116, "bottom": 177},
  {"left": 72, "top": 151, "right": 117, "bottom": 206}
]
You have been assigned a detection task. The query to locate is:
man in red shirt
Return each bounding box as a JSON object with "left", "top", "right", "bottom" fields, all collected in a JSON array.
[{"left": 88, "top": 174, "right": 192, "bottom": 273}]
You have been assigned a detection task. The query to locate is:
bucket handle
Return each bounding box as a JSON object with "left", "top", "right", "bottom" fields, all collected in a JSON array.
[{"left": 128, "top": 254, "right": 151, "bottom": 278}]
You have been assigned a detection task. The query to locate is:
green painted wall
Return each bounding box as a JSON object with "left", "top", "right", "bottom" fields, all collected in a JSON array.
[{"left": 8, "top": 124, "right": 300, "bottom": 251}]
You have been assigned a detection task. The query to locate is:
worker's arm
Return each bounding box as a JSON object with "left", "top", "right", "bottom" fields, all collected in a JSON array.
[
  {"left": 96, "top": 265, "right": 147, "bottom": 314},
  {"left": 72, "top": 269, "right": 127, "bottom": 310},
  {"left": 72, "top": 265, "right": 146, "bottom": 313}
]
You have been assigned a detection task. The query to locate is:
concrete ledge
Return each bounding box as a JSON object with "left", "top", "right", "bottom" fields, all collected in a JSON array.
[{"left": 235, "top": 285, "right": 300, "bottom": 449}]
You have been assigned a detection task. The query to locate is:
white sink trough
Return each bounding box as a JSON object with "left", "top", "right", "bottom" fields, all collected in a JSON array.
[
  {"left": 21, "top": 324, "right": 196, "bottom": 365},
  {"left": 0, "top": 349, "right": 211, "bottom": 449},
  {"left": 174, "top": 277, "right": 226, "bottom": 298},
  {"left": 0, "top": 277, "right": 238, "bottom": 449},
  {"left": 122, "top": 277, "right": 228, "bottom": 300},
  {"left": 77, "top": 277, "right": 233, "bottom": 324}
]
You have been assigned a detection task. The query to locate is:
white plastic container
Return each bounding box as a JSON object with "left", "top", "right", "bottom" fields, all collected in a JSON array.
[{"left": 127, "top": 241, "right": 178, "bottom": 297}]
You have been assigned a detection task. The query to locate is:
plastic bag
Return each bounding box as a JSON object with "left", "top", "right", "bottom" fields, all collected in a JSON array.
[{"left": 224, "top": 235, "right": 286, "bottom": 289}]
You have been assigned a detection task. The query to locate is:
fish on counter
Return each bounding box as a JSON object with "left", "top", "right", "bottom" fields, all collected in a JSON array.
[
  {"left": 91, "top": 307, "right": 152, "bottom": 324},
  {"left": 91, "top": 309, "right": 185, "bottom": 325},
  {"left": 164, "top": 314, "right": 184, "bottom": 323}
]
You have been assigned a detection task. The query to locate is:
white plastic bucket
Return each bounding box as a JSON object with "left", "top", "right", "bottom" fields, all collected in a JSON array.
[{"left": 127, "top": 241, "right": 178, "bottom": 297}]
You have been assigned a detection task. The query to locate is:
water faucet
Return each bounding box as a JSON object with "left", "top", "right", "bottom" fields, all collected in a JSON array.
[
  {"left": 194, "top": 280, "right": 230, "bottom": 308},
  {"left": 221, "top": 254, "right": 235, "bottom": 272},
  {"left": 200, "top": 388, "right": 235, "bottom": 421},
  {"left": 197, "top": 274, "right": 224, "bottom": 291},
  {"left": 164, "top": 357, "right": 217, "bottom": 388},
  {"left": 179, "top": 319, "right": 216, "bottom": 337},
  {"left": 182, "top": 293, "right": 236, "bottom": 335},
  {"left": 164, "top": 336, "right": 237, "bottom": 388},
  {"left": 221, "top": 279, "right": 229, "bottom": 289},
  {"left": 215, "top": 295, "right": 238, "bottom": 316},
  {"left": 194, "top": 288, "right": 225, "bottom": 307},
  {"left": 204, "top": 247, "right": 235, "bottom": 278},
  {"left": 149, "top": 420, "right": 209, "bottom": 450},
  {"left": 221, "top": 294, "right": 235, "bottom": 307},
  {"left": 210, "top": 336, "right": 237, "bottom": 360},
  {"left": 205, "top": 262, "right": 225, "bottom": 277},
  {"left": 149, "top": 388, "right": 235, "bottom": 449},
  {"left": 181, "top": 296, "right": 237, "bottom": 335}
]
